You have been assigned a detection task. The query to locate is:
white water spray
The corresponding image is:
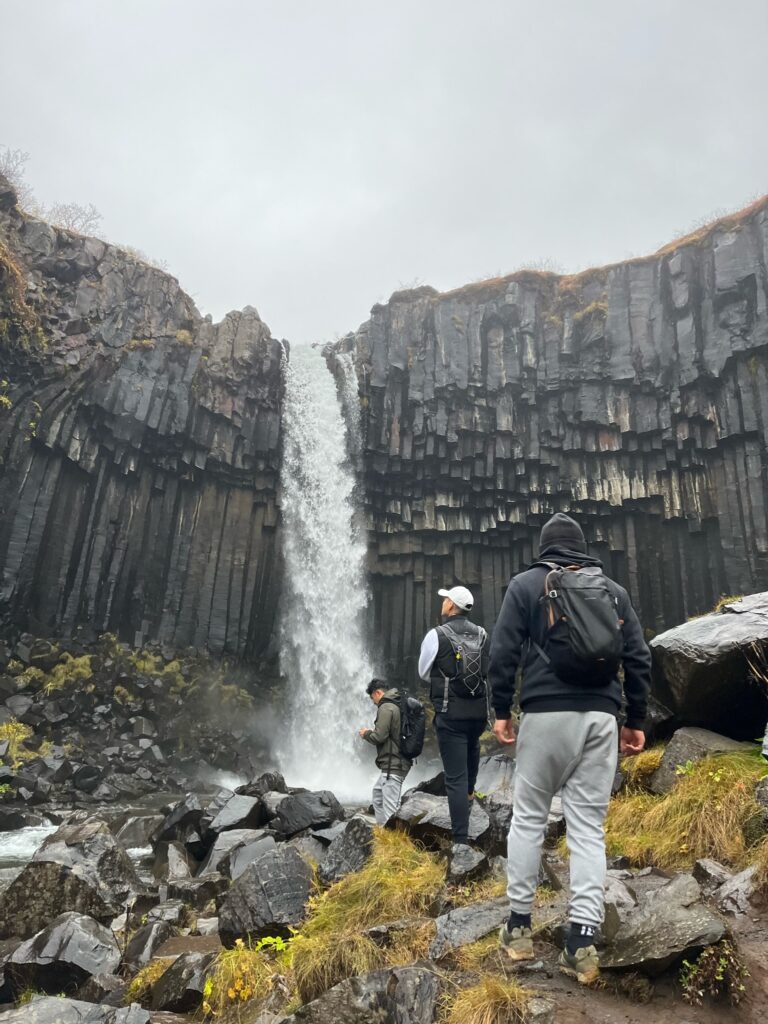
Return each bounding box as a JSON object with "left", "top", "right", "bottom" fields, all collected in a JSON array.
[{"left": 278, "top": 345, "right": 374, "bottom": 801}]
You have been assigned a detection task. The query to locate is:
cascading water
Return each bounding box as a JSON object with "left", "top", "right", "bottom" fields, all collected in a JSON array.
[{"left": 278, "top": 344, "right": 374, "bottom": 800}]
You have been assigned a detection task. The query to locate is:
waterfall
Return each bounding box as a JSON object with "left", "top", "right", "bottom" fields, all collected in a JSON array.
[{"left": 278, "top": 344, "right": 374, "bottom": 801}]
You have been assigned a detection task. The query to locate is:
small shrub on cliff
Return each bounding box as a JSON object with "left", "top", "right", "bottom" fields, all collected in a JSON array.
[
  {"left": 0, "top": 719, "right": 33, "bottom": 766},
  {"left": 289, "top": 829, "right": 443, "bottom": 1002},
  {"left": 606, "top": 750, "right": 768, "bottom": 869},
  {"left": 42, "top": 653, "right": 93, "bottom": 694},
  {"left": 441, "top": 974, "right": 532, "bottom": 1024},
  {"left": 679, "top": 940, "right": 749, "bottom": 1006}
]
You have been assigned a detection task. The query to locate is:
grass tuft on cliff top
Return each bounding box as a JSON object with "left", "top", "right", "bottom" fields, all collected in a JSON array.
[
  {"left": 289, "top": 828, "right": 443, "bottom": 1003},
  {"left": 440, "top": 973, "right": 532, "bottom": 1024},
  {"left": 606, "top": 749, "right": 768, "bottom": 871}
]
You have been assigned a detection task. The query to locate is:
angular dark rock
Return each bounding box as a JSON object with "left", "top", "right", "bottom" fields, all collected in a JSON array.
[
  {"left": 115, "top": 815, "right": 164, "bottom": 850},
  {"left": 429, "top": 897, "right": 508, "bottom": 958},
  {"left": 198, "top": 827, "right": 273, "bottom": 876},
  {"left": 447, "top": 843, "right": 488, "bottom": 883},
  {"left": 149, "top": 951, "right": 218, "bottom": 1012},
  {"left": 692, "top": 858, "right": 733, "bottom": 891},
  {"left": 0, "top": 998, "right": 150, "bottom": 1022},
  {"left": 150, "top": 794, "right": 203, "bottom": 845},
  {"left": 147, "top": 900, "right": 187, "bottom": 926},
  {"left": 218, "top": 845, "right": 313, "bottom": 946},
  {"left": 152, "top": 840, "right": 196, "bottom": 882},
  {"left": 122, "top": 920, "right": 175, "bottom": 971},
  {"left": 317, "top": 816, "right": 374, "bottom": 885},
  {"left": 394, "top": 791, "right": 491, "bottom": 847},
  {"left": 649, "top": 727, "right": 752, "bottom": 794},
  {"left": 8, "top": 912, "right": 121, "bottom": 995},
  {"left": 236, "top": 771, "right": 287, "bottom": 798},
  {"left": 600, "top": 873, "right": 725, "bottom": 973},
  {"left": 205, "top": 793, "right": 265, "bottom": 836},
  {"left": 714, "top": 866, "right": 757, "bottom": 914},
  {"left": 168, "top": 874, "right": 228, "bottom": 909},
  {"left": 276, "top": 964, "right": 441, "bottom": 1024},
  {"left": 75, "top": 972, "right": 127, "bottom": 1004},
  {"left": 272, "top": 791, "right": 344, "bottom": 838},
  {"left": 650, "top": 596, "right": 768, "bottom": 738},
  {"left": 0, "top": 820, "right": 142, "bottom": 939}
]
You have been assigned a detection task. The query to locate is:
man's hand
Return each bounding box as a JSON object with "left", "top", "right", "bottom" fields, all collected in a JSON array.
[
  {"left": 620, "top": 727, "right": 646, "bottom": 755},
  {"left": 492, "top": 717, "right": 516, "bottom": 746},
  {"left": 358, "top": 727, "right": 370, "bottom": 739}
]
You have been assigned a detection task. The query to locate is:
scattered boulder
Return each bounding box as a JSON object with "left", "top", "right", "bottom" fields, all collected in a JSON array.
[
  {"left": 447, "top": 844, "right": 488, "bottom": 883},
  {"left": 150, "top": 794, "right": 203, "bottom": 845},
  {"left": 147, "top": 900, "right": 187, "bottom": 926},
  {"left": 272, "top": 791, "right": 344, "bottom": 838},
  {"left": 198, "top": 828, "right": 274, "bottom": 877},
  {"left": 317, "top": 816, "right": 375, "bottom": 885},
  {"left": 8, "top": 912, "right": 120, "bottom": 995},
  {"left": 602, "top": 875, "right": 639, "bottom": 943},
  {"left": 205, "top": 793, "right": 265, "bottom": 836},
  {"left": 114, "top": 816, "right": 164, "bottom": 850},
  {"left": 600, "top": 873, "right": 725, "bottom": 973},
  {"left": 0, "top": 820, "right": 142, "bottom": 939},
  {"left": 276, "top": 964, "right": 441, "bottom": 1024},
  {"left": 0, "top": 997, "right": 149, "bottom": 1022},
  {"left": 75, "top": 972, "right": 126, "bottom": 1004},
  {"left": 714, "top": 866, "right": 757, "bottom": 914},
  {"left": 218, "top": 845, "right": 313, "bottom": 946},
  {"left": 149, "top": 951, "right": 218, "bottom": 1012},
  {"left": 650, "top": 594, "right": 768, "bottom": 738},
  {"left": 692, "top": 858, "right": 733, "bottom": 892},
  {"left": 168, "top": 874, "right": 228, "bottom": 909},
  {"left": 153, "top": 840, "right": 196, "bottom": 881},
  {"left": 122, "top": 920, "right": 175, "bottom": 972},
  {"left": 649, "top": 727, "right": 751, "bottom": 795},
  {"left": 394, "top": 792, "right": 490, "bottom": 848},
  {"left": 475, "top": 754, "right": 515, "bottom": 850},
  {"left": 237, "top": 771, "right": 287, "bottom": 797},
  {"left": 429, "top": 897, "right": 508, "bottom": 959}
]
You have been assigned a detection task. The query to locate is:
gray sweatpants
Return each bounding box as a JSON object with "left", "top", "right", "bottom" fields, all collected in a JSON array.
[
  {"left": 506, "top": 710, "right": 618, "bottom": 926},
  {"left": 372, "top": 773, "right": 406, "bottom": 825}
]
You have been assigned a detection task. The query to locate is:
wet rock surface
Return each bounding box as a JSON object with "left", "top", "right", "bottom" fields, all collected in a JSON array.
[
  {"left": 149, "top": 951, "right": 217, "bottom": 1012},
  {"left": 316, "top": 815, "right": 374, "bottom": 885},
  {"left": 429, "top": 897, "right": 508, "bottom": 958},
  {"left": 0, "top": 998, "right": 149, "bottom": 1022},
  {"left": 8, "top": 912, "right": 120, "bottom": 996},
  {"left": 276, "top": 964, "right": 442, "bottom": 1024},
  {"left": 218, "top": 844, "right": 313, "bottom": 946},
  {"left": 394, "top": 791, "right": 491, "bottom": 847},
  {"left": 272, "top": 791, "right": 345, "bottom": 838},
  {"left": 649, "top": 726, "right": 752, "bottom": 793}
]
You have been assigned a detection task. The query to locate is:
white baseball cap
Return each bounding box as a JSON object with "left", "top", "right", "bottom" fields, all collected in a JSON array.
[{"left": 438, "top": 585, "right": 474, "bottom": 612}]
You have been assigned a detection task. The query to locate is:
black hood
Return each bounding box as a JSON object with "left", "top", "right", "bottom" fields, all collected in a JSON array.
[{"left": 536, "top": 513, "right": 601, "bottom": 568}]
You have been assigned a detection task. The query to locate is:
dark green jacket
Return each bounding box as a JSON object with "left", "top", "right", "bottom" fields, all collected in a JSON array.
[{"left": 363, "top": 688, "right": 412, "bottom": 777}]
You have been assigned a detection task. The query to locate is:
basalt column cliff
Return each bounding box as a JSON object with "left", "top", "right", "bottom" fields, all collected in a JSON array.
[
  {"left": 0, "top": 174, "right": 284, "bottom": 658},
  {"left": 331, "top": 200, "right": 768, "bottom": 674}
]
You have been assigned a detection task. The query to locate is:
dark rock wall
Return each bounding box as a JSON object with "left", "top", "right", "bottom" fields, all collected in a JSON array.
[
  {"left": 0, "top": 176, "right": 284, "bottom": 657},
  {"left": 331, "top": 201, "right": 768, "bottom": 675}
]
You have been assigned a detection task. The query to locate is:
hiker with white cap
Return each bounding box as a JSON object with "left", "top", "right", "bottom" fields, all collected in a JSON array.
[{"left": 418, "top": 584, "right": 490, "bottom": 851}]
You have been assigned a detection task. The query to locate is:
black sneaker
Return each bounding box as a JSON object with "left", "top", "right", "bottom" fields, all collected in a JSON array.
[{"left": 558, "top": 944, "right": 600, "bottom": 984}]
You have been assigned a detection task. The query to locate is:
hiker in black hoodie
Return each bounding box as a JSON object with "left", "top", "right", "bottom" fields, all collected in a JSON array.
[{"left": 489, "top": 513, "right": 651, "bottom": 984}]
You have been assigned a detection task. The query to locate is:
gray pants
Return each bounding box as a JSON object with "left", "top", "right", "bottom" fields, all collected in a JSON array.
[
  {"left": 506, "top": 710, "right": 618, "bottom": 926},
  {"left": 762, "top": 721, "right": 768, "bottom": 760},
  {"left": 372, "top": 773, "right": 405, "bottom": 825}
]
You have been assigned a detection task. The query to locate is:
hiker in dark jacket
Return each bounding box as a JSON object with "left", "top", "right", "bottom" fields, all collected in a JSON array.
[
  {"left": 490, "top": 513, "right": 650, "bottom": 984},
  {"left": 418, "top": 585, "right": 489, "bottom": 851},
  {"left": 359, "top": 679, "right": 412, "bottom": 824}
]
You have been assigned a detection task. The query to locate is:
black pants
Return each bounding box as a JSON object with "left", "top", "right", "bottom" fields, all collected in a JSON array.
[{"left": 434, "top": 714, "right": 486, "bottom": 843}]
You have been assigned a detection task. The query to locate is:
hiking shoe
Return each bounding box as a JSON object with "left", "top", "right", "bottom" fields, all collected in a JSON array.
[
  {"left": 558, "top": 944, "right": 600, "bottom": 984},
  {"left": 499, "top": 922, "right": 534, "bottom": 961}
]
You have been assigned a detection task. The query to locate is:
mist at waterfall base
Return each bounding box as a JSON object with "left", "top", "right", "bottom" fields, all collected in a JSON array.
[{"left": 277, "top": 345, "right": 376, "bottom": 803}]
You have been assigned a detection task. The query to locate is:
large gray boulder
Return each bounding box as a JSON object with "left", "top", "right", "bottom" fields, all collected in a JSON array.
[
  {"left": 0, "top": 820, "right": 142, "bottom": 939},
  {"left": 8, "top": 913, "right": 120, "bottom": 996},
  {"left": 394, "top": 792, "right": 490, "bottom": 847},
  {"left": 475, "top": 754, "right": 515, "bottom": 851},
  {"left": 218, "top": 845, "right": 313, "bottom": 946},
  {"left": 650, "top": 594, "right": 768, "bottom": 738},
  {"left": 601, "top": 873, "right": 725, "bottom": 974},
  {"left": 198, "top": 827, "right": 275, "bottom": 877},
  {"left": 649, "top": 727, "right": 752, "bottom": 794},
  {"left": 272, "top": 791, "right": 344, "bottom": 837},
  {"left": 0, "top": 998, "right": 148, "bottom": 1023},
  {"left": 149, "top": 951, "right": 218, "bottom": 1012},
  {"left": 429, "top": 897, "right": 509, "bottom": 959},
  {"left": 317, "top": 816, "right": 374, "bottom": 885},
  {"left": 276, "top": 964, "right": 441, "bottom": 1024}
]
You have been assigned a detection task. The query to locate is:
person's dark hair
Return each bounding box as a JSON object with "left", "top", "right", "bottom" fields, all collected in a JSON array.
[{"left": 366, "top": 678, "right": 387, "bottom": 696}]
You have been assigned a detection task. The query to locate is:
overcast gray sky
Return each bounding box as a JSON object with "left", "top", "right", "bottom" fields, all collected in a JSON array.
[{"left": 1, "top": 1, "right": 766, "bottom": 342}]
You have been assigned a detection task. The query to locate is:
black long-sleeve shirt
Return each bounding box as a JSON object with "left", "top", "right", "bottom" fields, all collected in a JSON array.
[{"left": 489, "top": 563, "right": 651, "bottom": 730}]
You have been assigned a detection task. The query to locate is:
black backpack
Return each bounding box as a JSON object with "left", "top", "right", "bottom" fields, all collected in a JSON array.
[
  {"left": 533, "top": 563, "right": 624, "bottom": 685},
  {"left": 381, "top": 692, "right": 426, "bottom": 761},
  {"left": 436, "top": 622, "right": 488, "bottom": 712}
]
